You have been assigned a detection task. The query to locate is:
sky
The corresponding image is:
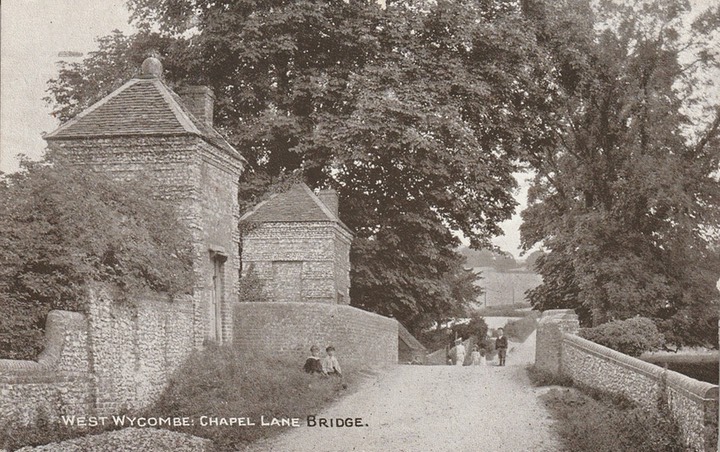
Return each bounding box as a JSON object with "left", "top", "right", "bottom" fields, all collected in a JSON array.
[
  {"left": 0, "top": 0, "right": 132, "bottom": 172},
  {"left": 1, "top": 0, "right": 715, "bottom": 259}
]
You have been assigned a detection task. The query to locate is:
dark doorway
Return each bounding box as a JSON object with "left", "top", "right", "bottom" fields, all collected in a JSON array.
[{"left": 210, "top": 251, "right": 227, "bottom": 342}]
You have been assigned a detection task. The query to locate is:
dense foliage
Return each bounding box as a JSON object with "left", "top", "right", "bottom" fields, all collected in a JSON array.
[
  {"left": 580, "top": 317, "right": 665, "bottom": 357},
  {"left": 45, "top": 0, "right": 556, "bottom": 333},
  {"left": 417, "top": 311, "right": 489, "bottom": 353},
  {"left": 452, "top": 312, "right": 490, "bottom": 343},
  {"left": 520, "top": 0, "right": 720, "bottom": 347},
  {"left": 0, "top": 157, "right": 194, "bottom": 359}
]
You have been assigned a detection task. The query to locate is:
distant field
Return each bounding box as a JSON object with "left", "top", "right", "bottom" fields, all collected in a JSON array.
[
  {"left": 472, "top": 267, "right": 542, "bottom": 308},
  {"left": 642, "top": 354, "right": 719, "bottom": 384}
]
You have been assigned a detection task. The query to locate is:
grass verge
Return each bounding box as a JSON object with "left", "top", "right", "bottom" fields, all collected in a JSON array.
[
  {"left": 526, "top": 365, "right": 684, "bottom": 452},
  {"left": 526, "top": 364, "right": 574, "bottom": 387},
  {"left": 142, "top": 343, "right": 362, "bottom": 451}
]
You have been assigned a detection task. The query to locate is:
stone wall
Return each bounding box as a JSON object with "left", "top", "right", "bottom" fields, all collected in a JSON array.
[
  {"left": 88, "top": 287, "right": 195, "bottom": 415},
  {"left": 47, "top": 136, "right": 199, "bottom": 202},
  {"left": 242, "top": 223, "right": 352, "bottom": 304},
  {"left": 333, "top": 232, "right": 351, "bottom": 304},
  {"left": 233, "top": 302, "right": 397, "bottom": 368},
  {"left": 534, "top": 309, "right": 579, "bottom": 374},
  {"left": 0, "top": 287, "right": 195, "bottom": 427},
  {"left": 193, "top": 142, "right": 242, "bottom": 345},
  {"left": 0, "top": 311, "right": 93, "bottom": 426},
  {"left": 536, "top": 310, "right": 719, "bottom": 451}
]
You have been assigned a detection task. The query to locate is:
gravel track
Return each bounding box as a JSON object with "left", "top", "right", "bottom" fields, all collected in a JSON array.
[{"left": 247, "top": 331, "right": 559, "bottom": 452}]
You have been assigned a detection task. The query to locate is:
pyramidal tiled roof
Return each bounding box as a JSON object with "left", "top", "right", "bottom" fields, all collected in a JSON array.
[
  {"left": 240, "top": 183, "right": 352, "bottom": 233},
  {"left": 44, "top": 76, "right": 241, "bottom": 159}
]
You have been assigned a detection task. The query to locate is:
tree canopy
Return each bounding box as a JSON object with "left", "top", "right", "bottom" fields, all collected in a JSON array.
[
  {"left": 43, "top": 0, "right": 720, "bottom": 345},
  {"left": 46, "top": 0, "right": 555, "bottom": 333},
  {"left": 520, "top": 0, "right": 720, "bottom": 347}
]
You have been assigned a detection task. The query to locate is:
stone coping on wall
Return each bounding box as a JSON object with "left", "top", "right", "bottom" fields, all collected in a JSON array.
[
  {"left": 563, "top": 333, "right": 718, "bottom": 403},
  {"left": 233, "top": 301, "right": 399, "bottom": 336},
  {"left": 0, "top": 310, "right": 86, "bottom": 375},
  {"left": 237, "top": 301, "right": 398, "bottom": 323}
]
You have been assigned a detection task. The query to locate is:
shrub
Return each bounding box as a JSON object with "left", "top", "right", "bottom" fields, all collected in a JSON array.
[
  {"left": 452, "top": 313, "right": 489, "bottom": 343},
  {"left": 237, "top": 265, "right": 269, "bottom": 303},
  {"left": 144, "top": 343, "right": 360, "bottom": 450},
  {"left": 417, "top": 312, "right": 489, "bottom": 353},
  {"left": 580, "top": 317, "right": 664, "bottom": 357},
  {"left": 0, "top": 157, "right": 194, "bottom": 359}
]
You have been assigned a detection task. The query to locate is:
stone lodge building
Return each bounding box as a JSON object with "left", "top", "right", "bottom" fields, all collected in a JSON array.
[
  {"left": 44, "top": 57, "right": 245, "bottom": 345},
  {"left": 240, "top": 183, "right": 353, "bottom": 304}
]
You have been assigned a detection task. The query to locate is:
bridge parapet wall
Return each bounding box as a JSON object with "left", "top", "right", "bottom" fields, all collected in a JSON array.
[
  {"left": 534, "top": 309, "right": 579, "bottom": 374},
  {"left": 536, "top": 309, "right": 718, "bottom": 451}
]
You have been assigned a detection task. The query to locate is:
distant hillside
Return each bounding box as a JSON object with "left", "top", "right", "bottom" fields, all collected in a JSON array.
[
  {"left": 456, "top": 247, "right": 544, "bottom": 307},
  {"left": 457, "top": 246, "right": 543, "bottom": 273},
  {"left": 457, "top": 246, "right": 518, "bottom": 271},
  {"left": 472, "top": 267, "right": 542, "bottom": 308}
]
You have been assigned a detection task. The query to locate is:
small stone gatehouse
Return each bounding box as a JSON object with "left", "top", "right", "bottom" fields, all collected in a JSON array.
[{"left": 240, "top": 183, "right": 353, "bottom": 304}]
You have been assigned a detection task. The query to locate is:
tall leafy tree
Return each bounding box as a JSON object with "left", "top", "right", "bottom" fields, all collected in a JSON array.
[
  {"left": 46, "top": 0, "right": 555, "bottom": 333},
  {"left": 519, "top": 0, "right": 720, "bottom": 347}
]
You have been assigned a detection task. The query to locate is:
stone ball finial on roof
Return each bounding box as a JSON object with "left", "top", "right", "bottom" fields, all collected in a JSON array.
[{"left": 141, "top": 57, "right": 163, "bottom": 78}]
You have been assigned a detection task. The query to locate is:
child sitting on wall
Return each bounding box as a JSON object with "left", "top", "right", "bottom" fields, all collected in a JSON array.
[{"left": 303, "top": 345, "right": 324, "bottom": 374}]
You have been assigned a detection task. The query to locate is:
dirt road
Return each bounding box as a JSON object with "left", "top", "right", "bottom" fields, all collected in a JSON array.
[{"left": 247, "top": 332, "right": 559, "bottom": 452}]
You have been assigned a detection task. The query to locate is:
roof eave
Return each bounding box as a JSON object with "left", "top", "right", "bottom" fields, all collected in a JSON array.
[{"left": 44, "top": 131, "right": 197, "bottom": 141}]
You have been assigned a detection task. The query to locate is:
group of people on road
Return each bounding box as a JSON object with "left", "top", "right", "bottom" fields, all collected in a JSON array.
[{"left": 448, "top": 327, "right": 509, "bottom": 366}]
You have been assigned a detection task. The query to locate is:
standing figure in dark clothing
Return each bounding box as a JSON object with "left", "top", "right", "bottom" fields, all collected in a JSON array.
[
  {"left": 304, "top": 345, "right": 324, "bottom": 374},
  {"left": 495, "top": 328, "right": 508, "bottom": 366}
]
